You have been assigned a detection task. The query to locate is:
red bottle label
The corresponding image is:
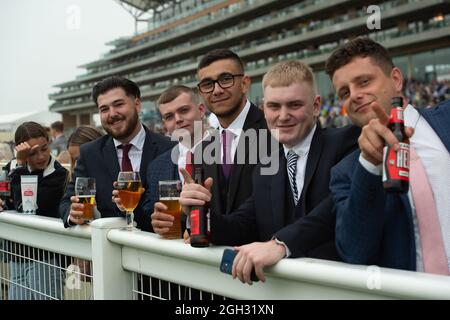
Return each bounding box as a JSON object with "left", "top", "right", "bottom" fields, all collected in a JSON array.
[
  {"left": 390, "top": 107, "right": 404, "bottom": 123},
  {"left": 383, "top": 143, "right": 410, "bottom": 182},
  {"left": 190, "top": 209, "right": 200, "bottom": 235},
  {"left": 0, "top": 181, "right": 9, "bottom": 192}
]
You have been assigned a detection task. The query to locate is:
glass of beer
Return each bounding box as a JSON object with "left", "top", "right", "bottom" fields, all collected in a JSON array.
[
  {"left": 158, "top": 180, "right": 182, "bottom": 239},
  {"left": 75, "top": 177, "right": 96, "bottom": 223},
  {"left": 116, "top": 171, "right": 144, "bottom": 231}
]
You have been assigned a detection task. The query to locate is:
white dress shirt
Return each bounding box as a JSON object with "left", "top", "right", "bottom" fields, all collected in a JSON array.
[
  {"left": 177, "top": 131, "right": 209, "bottom": 184},
  {"left": 359, "top": 104, "right": 450, "bottom": 270},
  {"left": 218, "top": 100, "right": 251, "bottom": 162},
  {"left": 113, "top": 124, "right": 146, "bottom": 172},
  {"left": 279, "top": 124, "right": 317, "bottom": 257},
  {"left": 283, "top": 124, "right": 317, "bottom": 204}
]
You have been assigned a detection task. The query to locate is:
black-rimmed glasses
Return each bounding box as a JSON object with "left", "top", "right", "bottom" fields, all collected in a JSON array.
[{"left": 197, "top": 73, "right": 244, "bottom": 93}]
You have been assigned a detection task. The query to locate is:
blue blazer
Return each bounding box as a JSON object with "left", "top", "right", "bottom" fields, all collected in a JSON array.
[
  {"left": 140, "top": 147, "right": 179, "bottom": 229},
  {"left": 60, "top": 126, "right": 175, "bottom": 230},
  {"left": 331, "top": 100, "right": 450, "bottom": 270}
]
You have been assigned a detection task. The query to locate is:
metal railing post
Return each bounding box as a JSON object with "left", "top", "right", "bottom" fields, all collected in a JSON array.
[{"left": 90, "top": 218, "right": 132, "bottom": 300}]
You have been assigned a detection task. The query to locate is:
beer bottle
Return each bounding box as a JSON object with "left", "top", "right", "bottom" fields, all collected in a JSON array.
[
  {"left": 382, "top": 96, "right": 409, "bottom": 193},
  {"left": 190, "top": 166, "right": 210, "bottom": 247}
]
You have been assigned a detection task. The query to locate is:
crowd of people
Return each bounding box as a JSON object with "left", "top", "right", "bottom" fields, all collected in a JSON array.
[{"left": 0, "top": 37, "right": 449, "bottom": 300}]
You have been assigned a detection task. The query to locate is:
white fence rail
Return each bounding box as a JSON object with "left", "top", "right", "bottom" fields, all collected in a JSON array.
[{"left": 1, "top": 211, "right": 450, "bottom": 300}]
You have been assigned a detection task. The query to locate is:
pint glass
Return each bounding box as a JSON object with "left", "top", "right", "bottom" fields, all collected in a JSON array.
[
  {"left": 75, "top": 177, "right": 96, "bottom": 222},
  {"left": 159, "top": 180, "right": 182, "bottom": 239}
]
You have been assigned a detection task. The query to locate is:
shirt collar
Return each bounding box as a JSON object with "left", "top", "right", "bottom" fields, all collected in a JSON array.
[
  {"left": 283, "top": 124, "right": 317, "bottom": 158},
  {"left": 113, "top": 124, "right": 145, "bottom": 151},
  {"left": 26, "top": 155, "right": 56, "bottom": 178},
  {"left": 218, "top": 99, "right": 251, "bottom": 137},
  {"left": 403, "top": 104, "right": 418, "bottom": 128}
]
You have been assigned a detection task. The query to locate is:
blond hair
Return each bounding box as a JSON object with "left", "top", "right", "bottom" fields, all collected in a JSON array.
[{"left": 262, "top": 60, "right": 316, "bottom": 94}]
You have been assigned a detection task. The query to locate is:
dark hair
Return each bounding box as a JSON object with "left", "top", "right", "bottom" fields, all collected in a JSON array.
[
  {"left": 325, "top": 37, "right": 394, "bottom": 79},
  {"left": 67, "top": 125, "right": 104, "bottom": 147},
  {"left": 50, "top": 121, "right": 64, "bottom": 132},
  {"left": 197, "top": 49, "right": 245, "bottom": 73},
  {"left": 157, "top": 85, "right": 199, "bottom": 108},
  {"left": 92, "top": 76, "right": 141, "bottom": 106},
  {"left": 14, "top": 122, "right": 48, "bottom": 145}
]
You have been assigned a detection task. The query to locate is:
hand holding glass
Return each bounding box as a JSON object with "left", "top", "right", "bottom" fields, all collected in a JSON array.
[
  {"left": 159, "top": 180, "right": 182, "bottom": 239},
  {"left": 75, "top": 177, "right": 96, "bottom": 222},
  {"left": 116, "top": 171, "right": 144, "bottom": 231}
]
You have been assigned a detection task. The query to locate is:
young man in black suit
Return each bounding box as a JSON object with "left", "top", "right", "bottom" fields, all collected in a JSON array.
[
  {"left": 151, "top": 49, "right": 272, "bottom": 235},
  {"left": 60, "top": 76, "right": 174, "bottom": 231},
  {"left": 179, "top": 60, "right": 360, "bottom": 284}
]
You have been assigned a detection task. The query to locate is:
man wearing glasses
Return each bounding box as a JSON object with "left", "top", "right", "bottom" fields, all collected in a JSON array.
[{"left": 194, "top": 49, "right": 270, "bottom": 218}]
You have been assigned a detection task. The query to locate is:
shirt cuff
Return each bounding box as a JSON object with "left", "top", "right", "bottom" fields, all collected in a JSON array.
[
  {"left": 272, "top": 237, "right": 291, "bottom": 258},
  {"left": 185, "top": 214, "right": 190, "bottom": 229},
  {"left": 359, "top": 154, "right": 382, "bottom": 176},
  {"left": 67, "top": 214, "right": 74, "bottom": 226}
]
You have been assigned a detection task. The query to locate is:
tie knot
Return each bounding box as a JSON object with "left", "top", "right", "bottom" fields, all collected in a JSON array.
[
  {"left": 221, "top": 129, "right": 233, "bottom": 141},
  {"left": 119, "top": 144, "right": 132, "bottom": 154},
  {"left": 287, "top": 150, "right": 299, "bottom": 162}
]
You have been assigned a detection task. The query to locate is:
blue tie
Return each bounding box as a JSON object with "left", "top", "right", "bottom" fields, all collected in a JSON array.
[{"left": 287, "top": 150, "right": 299, "bottom": 205}]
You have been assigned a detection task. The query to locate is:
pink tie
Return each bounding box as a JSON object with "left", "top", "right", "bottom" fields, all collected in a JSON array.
[{"left": 410, "top": 147, "right": 449, "bottom": 275}]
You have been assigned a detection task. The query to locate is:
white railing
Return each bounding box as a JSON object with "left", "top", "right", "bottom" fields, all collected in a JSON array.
[{"left": 1, "top": 211, "right": 450, "bottom": 300}]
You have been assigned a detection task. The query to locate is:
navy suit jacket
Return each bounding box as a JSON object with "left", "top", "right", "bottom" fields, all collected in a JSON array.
[
  {"left": 60, "top": 126, "right": 175, "bottom": 230},
  {"left": 331, "top": 100, "right": 450, "bottom": 270},
  {"left": 209, "top": 124, "right": 361, "bottom": 259},
  {"left": 141, "top": 147, "right": 185, "bottom": 234}
]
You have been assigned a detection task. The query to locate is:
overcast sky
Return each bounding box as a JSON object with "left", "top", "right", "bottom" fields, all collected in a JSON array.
[{"left": 0, "top": 0, "right": 135, "bottom": 116}]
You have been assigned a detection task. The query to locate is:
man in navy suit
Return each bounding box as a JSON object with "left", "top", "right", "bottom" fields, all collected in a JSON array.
[
  {"left": 326, "top": 37, "right": 450, "bottom": 274},
  {"left": 179, "top": 60, "right": 360, "bottom": 284},
  {"left": 121, "top": 85, "right": 207, "bottom": 237},
  {"left": 60, "top": 76, "right": 174, "bottom": 231}
]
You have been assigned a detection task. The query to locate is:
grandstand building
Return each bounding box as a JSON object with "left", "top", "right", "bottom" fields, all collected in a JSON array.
[{"left": 48, "top": 0, "right": 450, "bottom": 129}]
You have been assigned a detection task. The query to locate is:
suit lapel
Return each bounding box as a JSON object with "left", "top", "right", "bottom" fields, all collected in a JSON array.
[
  {"left": 418, "top": 105, "right": 450, "bottom": 153},
  {"left": 140, "top": 127, "right": 158, "bottom": 186},
  {"left": 226, "top": 104, "right": 264, "bottom": 213},
  {"left": 170, "top": 146, "right": 180, "bottom": 180},
  {"left": 201, "top": 136, "right": 222, "bottom": 214},
  {"left": 298, "top": 125, "right": 324, "bottom": 215},
  {"left": 271, "top": 147, "right": 288, "bottom": 230},
  {"left": 102, "top": 137, "right": 120, "bottom": 181}
]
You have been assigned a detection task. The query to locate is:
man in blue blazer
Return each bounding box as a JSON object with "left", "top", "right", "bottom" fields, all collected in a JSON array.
[
  {"left": 179, "top": 60, "right": 360, "bottom": 284},
  {"left": 60, "top": 76, "right": 174, "bottom": 231},
  {"left": 326, "top": 37, "right": 450, "bottom": 274},
  {"left": 138, "top": 85, "right": 207, "bottom": 237}
]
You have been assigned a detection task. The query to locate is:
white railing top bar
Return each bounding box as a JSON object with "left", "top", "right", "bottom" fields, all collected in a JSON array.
[
  {"left": 0, "top": 211, "right": 92, "bottom": 260},
  {"left": 108, "top": 228, "right": 450, "bottom": 300}
]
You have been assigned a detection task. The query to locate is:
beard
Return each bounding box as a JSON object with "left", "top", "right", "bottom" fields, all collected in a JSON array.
[{"left": 103, "top": 111, "right": 140, "bottom": 141}]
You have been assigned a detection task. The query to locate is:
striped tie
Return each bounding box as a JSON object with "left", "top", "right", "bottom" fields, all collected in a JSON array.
[{"left": 287, "top": 150, "right": 299, "bottom": 205}]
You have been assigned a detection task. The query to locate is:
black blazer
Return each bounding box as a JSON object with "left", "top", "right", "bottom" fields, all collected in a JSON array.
[
  {"left": 59, "top": 125, "right": 175, "bottom": 230},
  {"left": 202, "top": 103, "right": 271, "bottom": 216},
  {"left": 209, "top": 124, "right": 361, "bottom": 260}
]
